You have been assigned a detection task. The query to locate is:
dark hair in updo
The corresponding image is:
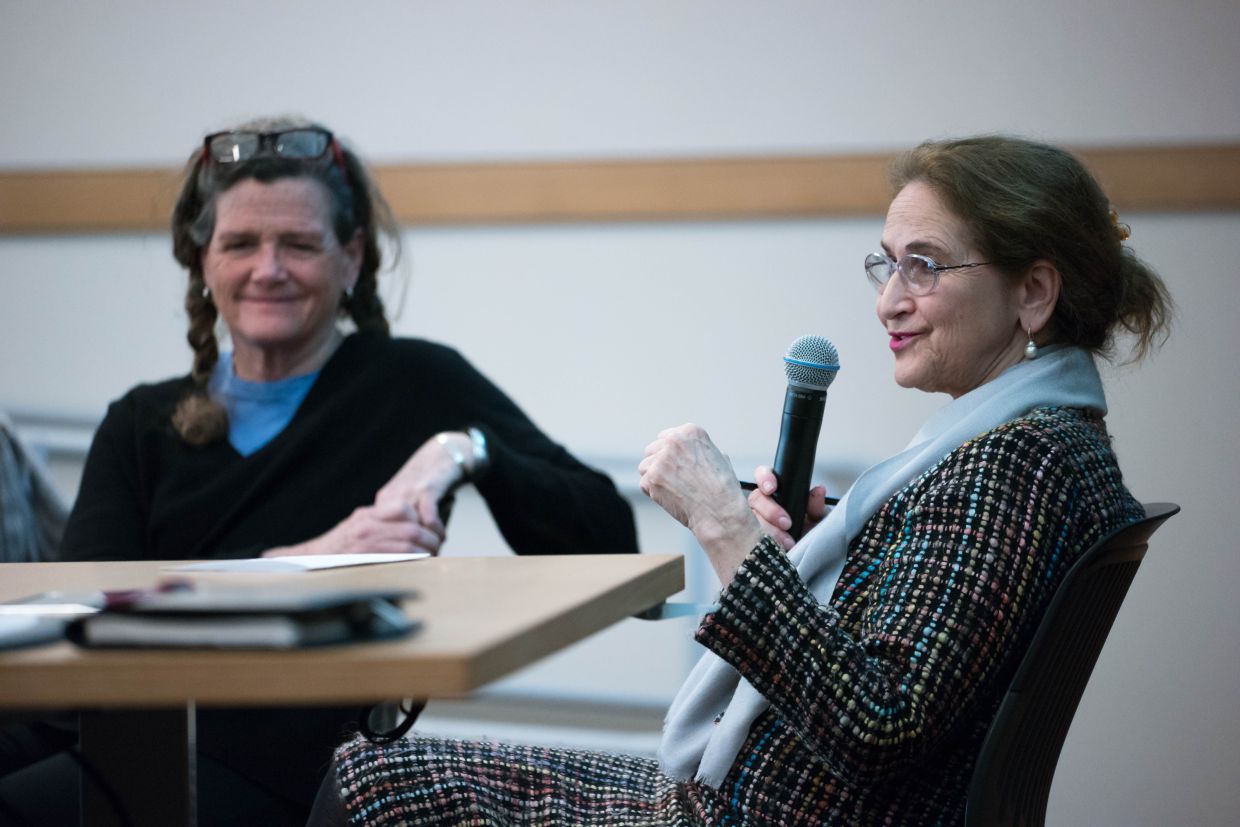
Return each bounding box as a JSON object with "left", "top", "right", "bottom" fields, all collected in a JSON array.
[
  {"left": 889, "top": 135, "right": 1172, "bottom": 362},
  {"left": 169, "top": 115, "right": 400, "bottom": 445}
]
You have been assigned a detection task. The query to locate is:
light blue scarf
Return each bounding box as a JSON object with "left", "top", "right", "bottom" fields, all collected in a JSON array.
[{"left": 658, "top": 345, "right": 1107, "bottom": 787}]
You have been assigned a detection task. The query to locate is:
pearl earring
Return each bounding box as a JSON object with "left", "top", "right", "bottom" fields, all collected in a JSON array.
[
  {"left": 1024, "top": 326, "right": 1038, "bottom": 360},
  {"left": 201, "top": 285, "right": 211, "bottom": 301}
]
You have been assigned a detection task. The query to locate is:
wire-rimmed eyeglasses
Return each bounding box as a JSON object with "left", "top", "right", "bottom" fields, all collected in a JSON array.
[{"left": 864, "top": 252, "right": 993, "bottom": 295}]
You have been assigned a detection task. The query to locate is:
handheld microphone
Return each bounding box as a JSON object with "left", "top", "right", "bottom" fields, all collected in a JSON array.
[{"left": 773, "top": 335, "right": 840, "bottom": 541}]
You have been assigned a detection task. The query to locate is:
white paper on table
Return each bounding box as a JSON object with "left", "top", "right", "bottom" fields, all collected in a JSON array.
[
  {"left": 0, "top": 615, "right": 72, "bottom": 649},
  {"left": 164, "top": 552, "right": 430, "bottom": 573}
]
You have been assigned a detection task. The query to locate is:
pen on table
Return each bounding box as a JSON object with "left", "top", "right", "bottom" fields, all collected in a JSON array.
[{"left": 739, "top": 481, "right": 839, "bottom": 507}]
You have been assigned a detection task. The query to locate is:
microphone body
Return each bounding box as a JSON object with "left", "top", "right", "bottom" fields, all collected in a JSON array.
[
  {"left": 773, "top": 385, "right": 826, "bottom": 540},
  {"left": 771, "top": 336, "right": 839, "bottom": 541}
]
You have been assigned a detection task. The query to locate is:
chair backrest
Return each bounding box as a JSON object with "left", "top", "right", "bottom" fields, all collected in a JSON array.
[
  {"left": 964, "top": 502, "right": 1180, "bottom": 827},
  {"left": 0, "top": 415, "right": 69, "bottom": 562}
]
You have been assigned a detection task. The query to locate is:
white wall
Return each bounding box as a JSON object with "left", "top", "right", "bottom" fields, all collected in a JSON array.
[{"left": 2, "top": 1, "right": 1238, "bottom": 824}]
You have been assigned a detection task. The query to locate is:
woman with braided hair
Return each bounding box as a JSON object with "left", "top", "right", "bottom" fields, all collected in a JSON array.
[{"left": 45, "top": 116, "right": 637, "bottom": 825}]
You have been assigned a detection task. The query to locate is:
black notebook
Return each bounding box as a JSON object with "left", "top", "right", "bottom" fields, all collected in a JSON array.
[{"left": 65, "top": 588, "right": 418, "bottom": 650}]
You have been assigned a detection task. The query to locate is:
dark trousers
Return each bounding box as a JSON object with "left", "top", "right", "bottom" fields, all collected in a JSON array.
[{"left": 0, "top": 706, "right": 359, "bottom": 827}]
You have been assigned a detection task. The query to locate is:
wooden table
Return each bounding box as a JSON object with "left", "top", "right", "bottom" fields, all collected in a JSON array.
[{"left": 0, "top": 554, "right": 683, "bottom": 826}]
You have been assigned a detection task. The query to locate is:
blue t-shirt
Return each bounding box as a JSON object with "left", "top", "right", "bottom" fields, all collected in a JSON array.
[{"left": 208, "top": 355, "right": 320, "bottom": 456}]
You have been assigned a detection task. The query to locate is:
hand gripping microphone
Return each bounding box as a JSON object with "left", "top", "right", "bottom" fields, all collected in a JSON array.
[{"left": 773, "top": 335, "right": 840, "bottom": 541}]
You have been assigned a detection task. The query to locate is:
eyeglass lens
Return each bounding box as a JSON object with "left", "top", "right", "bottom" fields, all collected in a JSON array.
[
  {"left": 274, "top": 130, "right": 330, "bottom": 159},
  {"left": 207, "top": 134, "right": 258, "bottom": 163},
  {"left": 865, "top": 253, "right": 936, "bottom": 294}
]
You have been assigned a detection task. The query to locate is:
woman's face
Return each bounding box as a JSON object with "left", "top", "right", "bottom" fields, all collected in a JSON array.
[
  {"left": 201, "top": 176, "right": 361, "bottom": 373},
  {"left": 876, "top": 181, "right": 1026, "bottom": 398}
]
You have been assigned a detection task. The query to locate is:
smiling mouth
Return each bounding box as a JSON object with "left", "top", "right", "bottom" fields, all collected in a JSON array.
[{"left": 889, "top": 332, "right": 919, "bottom": 351}]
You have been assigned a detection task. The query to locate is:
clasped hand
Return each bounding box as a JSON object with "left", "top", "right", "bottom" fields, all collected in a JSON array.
[{"left": 264, "top": 432, "right": 472, "bottom": 557}]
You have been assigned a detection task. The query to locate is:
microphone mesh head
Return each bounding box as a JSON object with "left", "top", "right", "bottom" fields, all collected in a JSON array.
[{"left": 784, "top": 335, "right": 840, "bottom": 390}]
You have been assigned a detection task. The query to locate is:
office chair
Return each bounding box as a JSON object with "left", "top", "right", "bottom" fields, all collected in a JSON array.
[{"left": 964, "top": 502, "right": 1180, "bottom": 827}]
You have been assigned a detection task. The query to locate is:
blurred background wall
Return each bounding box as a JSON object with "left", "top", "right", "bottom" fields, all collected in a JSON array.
[{"left": 1, "top": 1, "right": 1237, "bottom": 823}]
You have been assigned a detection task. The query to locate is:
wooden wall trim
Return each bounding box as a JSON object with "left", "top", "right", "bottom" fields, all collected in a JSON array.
[{"left": 1, "top": 144, "right": 1237, "bottom": 234}]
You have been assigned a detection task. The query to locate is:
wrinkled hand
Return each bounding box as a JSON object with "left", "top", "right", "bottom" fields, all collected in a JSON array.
[
  {"left": 372, "top": 432, "right": 475, "bottom": 543},
  {"left": 263, "top": 501, "right": 444, "bottom": 557},
  {"left": 266, "top": 433, "right": 471, "bottom": 558},
  {"left": 638, "top": 423, "right": 761, "bottom": 588},
  {"left": 747, "top": 464, "right": 829, "bottom": 551}
]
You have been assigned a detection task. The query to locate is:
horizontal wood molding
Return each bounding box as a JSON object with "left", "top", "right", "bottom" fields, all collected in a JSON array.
[{"left": 1, "top": 144, "right": 1237, "bottom": 234}]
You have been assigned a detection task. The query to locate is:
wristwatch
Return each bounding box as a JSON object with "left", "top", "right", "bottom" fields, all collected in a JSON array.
[{"left": 466, "top": 426, "right": 490, "bottom": 480}]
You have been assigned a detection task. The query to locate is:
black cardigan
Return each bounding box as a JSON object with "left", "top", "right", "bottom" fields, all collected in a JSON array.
[{"left": 61, "top": 331, "right": 637, "bottom": 561}]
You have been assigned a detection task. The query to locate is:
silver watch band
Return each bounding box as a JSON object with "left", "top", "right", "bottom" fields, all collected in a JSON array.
[{"left": 466, "top": 426, "right": 490, "bottom": 479}]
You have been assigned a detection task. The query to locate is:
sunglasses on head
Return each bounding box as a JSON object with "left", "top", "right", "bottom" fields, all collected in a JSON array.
[{"left": 202, "top": 127, "right": 352, "bottom": 187}]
